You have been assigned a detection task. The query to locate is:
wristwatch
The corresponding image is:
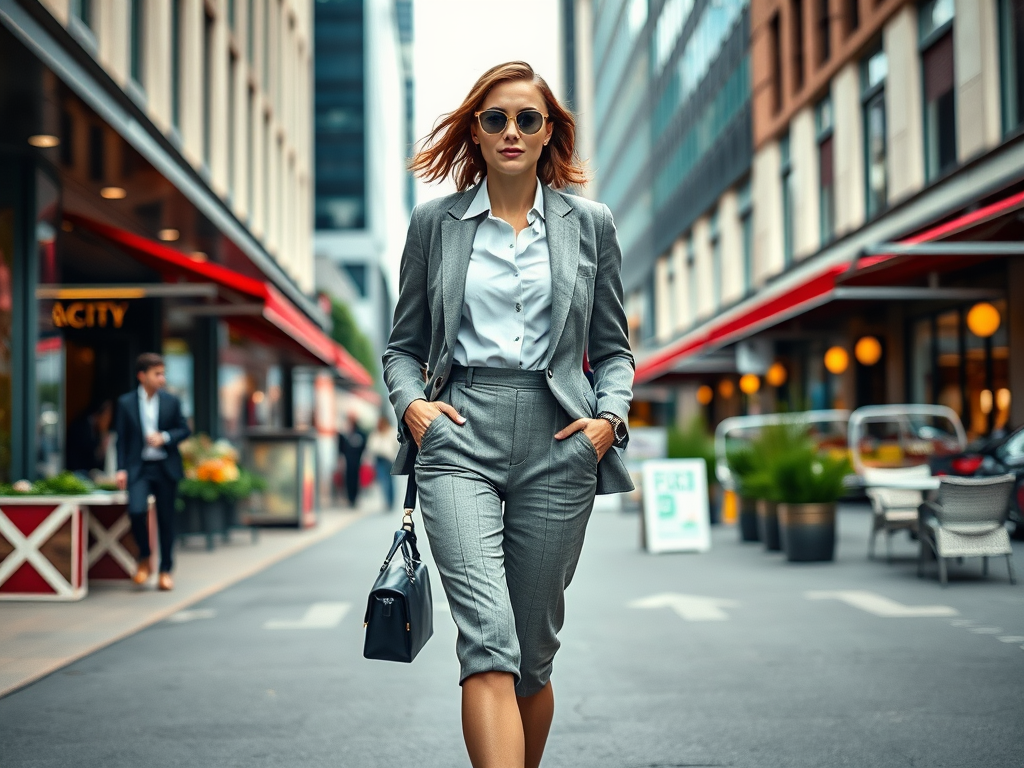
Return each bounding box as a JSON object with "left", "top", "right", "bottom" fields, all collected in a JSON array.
[{"left": 597, "top": 412, "right": 628, "bottom": 448}]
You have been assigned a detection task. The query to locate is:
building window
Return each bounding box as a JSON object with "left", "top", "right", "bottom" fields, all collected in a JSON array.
[
  {"left": 862, "top": 46, "right": 888, "bottom": 218},
  {"left": 247, "top": 0, "right": 255, "bottom": 63},
  {"left": 846, "top": 0, "right": 860, "bottom": 34},
  {"left": 999, "top": 0, "right": 1024, "bottom": 133},
  {"left": 920, "top": 0, "right": 956, "bottom": 180},
  {"left": 73, "top": 0, "right": 92, "bottom": 28},
  {"left": 229, "top": 0, "right": 236, "bottom": 30},
  {"left": 247, "top": 87, "right": 256, "bottom": 218},
  {"left": 130, "top": 0, "right": 145, "bottom": 86},
  {"left": 665, "top": 252, "right": 676, "bottom": 331},
  {"left": 687, "top": 235, "right": 697, "bottom": 324},
  {"left": 203, "top": 13, "right": 214, "bottom": 167},
  {"left": 816, "top": 96, "right": 835, "bottom": 243},
  {"left": 709, "top": 209, "right": 722, "bottom": 308},
  {"left": 817, "top": 0, "right": 831, "bottom": 65},
  {"left": 791, "top": 0, "right": 806, "bottom": 92},
  {"left": 228, "top": 54, "right": 238, "bottom": 200},
  {"left": 738, "top": 179, "right": 753, "bottom": 294},
  {"left": 770, "top": 13, "right": 783, "bottom": 113},
  {"left": 342, "top": 263, "right": 368, "bottom": 297},
  {"left": 780, "top": 133, "right": 794, "bottom": 266},
  {"left": 171, "top": 0, "right": 181, "bottom": 129},
  {"left": 642, "top": 276, "right": 656, "bottom": 343}
]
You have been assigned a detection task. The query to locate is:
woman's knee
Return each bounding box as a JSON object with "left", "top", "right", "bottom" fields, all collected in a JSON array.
[{"left": 462, "top": 670, "right": 518, "bottom": 693}]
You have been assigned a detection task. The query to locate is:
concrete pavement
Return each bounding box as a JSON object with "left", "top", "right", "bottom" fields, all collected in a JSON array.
[{"left": 1, "top": 501, "right": 1022, "bottom": 767}]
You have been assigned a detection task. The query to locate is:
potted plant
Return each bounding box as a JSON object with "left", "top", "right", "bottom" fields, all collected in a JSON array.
[
  {"left": 744, "top": 423, "right": 812, "bottom": 552},
  {"left": 667, "top": 416, "right": 719, "bottom": 523},
  {"left": 725, "top": 446, "right": 761, "bottom": 542},
  {"left": 0, "top": 472, "right": 93, "bottom": 496},
  {"left": 177, "top": 435, "right": 261, "bottom": 548},
  {"left": 770, "top": 448, "right": 851, "bottom": 562}
]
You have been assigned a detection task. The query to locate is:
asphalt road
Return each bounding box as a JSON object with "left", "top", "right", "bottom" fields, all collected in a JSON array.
[{"left": 2, "top": 502, "right": 1022, "bottom": 768}]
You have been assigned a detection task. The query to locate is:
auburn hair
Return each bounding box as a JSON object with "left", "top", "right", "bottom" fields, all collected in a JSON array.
[{"left": 409, "top": 61, "right": 588, "bottom": 191}]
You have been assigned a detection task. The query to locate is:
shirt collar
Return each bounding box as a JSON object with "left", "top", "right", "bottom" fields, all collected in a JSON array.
[
  {"left": 461, "top": 177, "right": 546, "bottom": 222},
  {"left": 138, "top": 386, "right": 158, "bottom": 403}
]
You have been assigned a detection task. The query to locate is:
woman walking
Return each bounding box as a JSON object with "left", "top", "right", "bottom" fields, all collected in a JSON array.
[{"left": 383, "top": 61, "right": 634, "bottom": 768}]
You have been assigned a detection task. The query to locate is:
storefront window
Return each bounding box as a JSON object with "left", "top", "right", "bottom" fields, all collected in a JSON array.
[
  {"left": 36, "top": 172, "right": 63, "bottom": 477},
  {"left": 0, "top": 209, "right": 13, "bottom": 482},
  {"left": 163, "top": 338, "right": 194, "bottom": 425},
  {"left": 911, "top": 317, "right": 933, "bottom": 405}
]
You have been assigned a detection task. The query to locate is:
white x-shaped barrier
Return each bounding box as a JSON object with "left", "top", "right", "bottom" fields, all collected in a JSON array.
[
  {"left": 0, "top": 502, "right": 85, "bottom": 600},
  {"left": 86, "top": 510, "right": 137, "bottom": 578}
]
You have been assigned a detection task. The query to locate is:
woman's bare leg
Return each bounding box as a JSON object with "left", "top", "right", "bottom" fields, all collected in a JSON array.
[
  {"left": 517, "top": 682, "right": 554, "bottom": 768},
  {"left": 462, "top": 671, "right": 525, "bottom": 768}
]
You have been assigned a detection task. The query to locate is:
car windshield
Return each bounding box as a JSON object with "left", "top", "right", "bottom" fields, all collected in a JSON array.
[{"left": 994, "top": 428, "right": 1024, "bottom": 462}]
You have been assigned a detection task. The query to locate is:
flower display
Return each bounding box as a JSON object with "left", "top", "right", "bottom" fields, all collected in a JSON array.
[{"left": 177, "top": 434, "right": 263, "bottom": 502}]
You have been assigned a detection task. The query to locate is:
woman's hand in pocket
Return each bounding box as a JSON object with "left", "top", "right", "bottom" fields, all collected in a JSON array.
[
  {"left": 403, "top": 399, "right": 466, "bottom": 448},
  {"left": 554, "top": 418, "right": 614, "bottom": 462}
]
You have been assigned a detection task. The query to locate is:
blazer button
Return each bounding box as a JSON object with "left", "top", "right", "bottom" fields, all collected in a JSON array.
[
  {"left": 434, "top": 376, "right": 443, "bottom": 388},
  {"left": 546, "top": 369, "right": 553, "bottom": 379}
]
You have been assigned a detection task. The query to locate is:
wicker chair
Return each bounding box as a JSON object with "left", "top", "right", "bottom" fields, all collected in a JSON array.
[
  {"left": 864, "top": 465, "right": 933, "bottom": 562},
  {"left": 917, "top": 474, "right": 1017, "bottom": 586}
]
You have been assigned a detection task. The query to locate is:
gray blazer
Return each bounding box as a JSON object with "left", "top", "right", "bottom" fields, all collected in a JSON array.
[{"left": 383, "top": 183, "right": 635, "bottom": 495}]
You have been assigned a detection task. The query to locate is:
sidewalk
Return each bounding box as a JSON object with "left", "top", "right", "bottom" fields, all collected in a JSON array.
[{"left": 0, "top": 504, "right": 371, "bottom": 698}]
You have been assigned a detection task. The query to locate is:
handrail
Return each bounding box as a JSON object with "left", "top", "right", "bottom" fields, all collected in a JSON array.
[{"left": 714, "top": 410, "right": 852, "bottom": 490}]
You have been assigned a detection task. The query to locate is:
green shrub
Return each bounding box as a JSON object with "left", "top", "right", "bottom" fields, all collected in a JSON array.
[
  {"left": 770, "top": 448, "right": 851, "bottom": 504},
  {"left": 667, "top": 415, "right": 717, "bottom": 489},
  {"left": 178, "top": 468, "right": 263, "bottom": 502}
]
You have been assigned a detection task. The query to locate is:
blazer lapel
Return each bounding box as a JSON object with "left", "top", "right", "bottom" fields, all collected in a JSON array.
[
  {"left": 440, "top": 187, "right": 483, "bottom": 351},
  {"left": 544, "top": 186, "right": 580, "bottom": 358}
]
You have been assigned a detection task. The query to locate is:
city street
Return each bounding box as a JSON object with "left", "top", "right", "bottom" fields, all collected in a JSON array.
[{"left": 1, "top": 502, "right": 1022, "bottom": 768}]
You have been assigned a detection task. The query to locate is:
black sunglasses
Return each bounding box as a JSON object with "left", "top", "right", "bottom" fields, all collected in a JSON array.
[{"left": 474, "top": 109, "right": 549, "bottom": 136}]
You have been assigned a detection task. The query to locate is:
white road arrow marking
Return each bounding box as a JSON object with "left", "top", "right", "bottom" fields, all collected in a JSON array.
[
  {"left": 805, "top": 591, "right": 958, "bottom": 617},
  {"left": 166, "top": 609, "right": 217, "bottom": 623},
  {"left": 264, "top": 602, "right": 351, "bottom": 629},
  {"left": 629, "top": 593, "right": 739, "bottom": 621}
]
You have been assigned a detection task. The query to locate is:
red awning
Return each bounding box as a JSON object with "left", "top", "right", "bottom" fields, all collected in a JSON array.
[
  {"left": 634, "top": 189, "right": 1024, "bottom": 385},
  {"left": 64, "top": 213, "right": 373, "bottom": 387}
]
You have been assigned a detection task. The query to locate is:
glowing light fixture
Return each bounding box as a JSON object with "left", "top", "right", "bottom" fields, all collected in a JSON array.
[
  {"left": 252, "top": 391, "right": 266, "bottom": 404},
  {"left": 824, "top": 346, "right": 849, "bottom": 375},
  {"left": 766, "top": 362, "right": 787, "bottom": 387},
  {"left": 696, "top": 385, "right": 713, "bottom": 405},
  {"left": 100, "top": 186, "right": 127, "bottom": 200},
  {"left": 966, "top": 302, "right": 1000, "bottom": 338},
  {"left": 996, "top": 388, "right": 1011, "bottom": 412},
  {"left": 191, "top": 251, "right": 207, "bottom": 262},
  {"left": 854, "top": 336, "right": 882, "bottom": 366},
  {"left": 158, "top": 228, "right": 180, "bottom": 242},
  {"left": 28, "top": 134, "right": 60, "bottom": 148},
  {"left": 718, "top": 379, "right": 735, "bottom": 399},
  {"left": 739, "top": 374, "right": 760, "bottom": 395},
  {"left": 979, "top": 389, "right": 993, "bottom": 415}
]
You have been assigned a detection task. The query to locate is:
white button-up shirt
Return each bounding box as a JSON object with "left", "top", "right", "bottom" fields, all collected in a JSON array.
[
  {"left": 454, "top": 177, "right": 552, "bottom": 370},
  {"left": 138, "top": 386, "right": 169, "bottom": 461}
]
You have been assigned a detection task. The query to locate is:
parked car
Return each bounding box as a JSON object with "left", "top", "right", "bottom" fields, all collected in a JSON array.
[{"left": 930, "top": 425, "right": 1024, "bottom": 539}]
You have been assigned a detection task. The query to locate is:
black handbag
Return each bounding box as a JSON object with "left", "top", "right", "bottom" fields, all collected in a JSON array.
[{"left": 363, "top": 463, "right": 434, "bottom": 662}]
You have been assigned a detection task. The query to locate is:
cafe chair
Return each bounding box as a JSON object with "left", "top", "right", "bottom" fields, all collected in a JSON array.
[
  {"left": 917, "top": 474, "right": 1017, "bottom": 587},
  {"left": 863, "top": 465, "right": 932, "bottom": 562}
]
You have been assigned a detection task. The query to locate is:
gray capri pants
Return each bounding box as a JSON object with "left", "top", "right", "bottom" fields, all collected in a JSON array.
[{"left": 414, "top": 365, "right": 598, "bottom": 697}]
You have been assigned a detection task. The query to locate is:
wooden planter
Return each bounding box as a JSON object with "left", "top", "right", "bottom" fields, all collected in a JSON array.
[
  {"left": 738, "top": 496, "right": 760, "bottom": 542},
  {"left": 756, "top": 499, "right": 782, "bottom": 551},
  {"left": 778, "top": 503, "right": 837, "bottom": 562},
  {"left": 0, "top": 497, "right": 87, "bottom": 601}
]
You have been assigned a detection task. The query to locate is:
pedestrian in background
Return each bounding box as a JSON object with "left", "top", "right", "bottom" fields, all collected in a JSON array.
[
  {"left": 384, "top": 61, "right": 634, "bottom": 768},
  {"left": 337, "top": 414, "right": 367, "bottom": 508},
  {"left": 366, "top": 415, "right": 399, "bottom": 510},
  {"left": 115, "top": 353, "right": 191, "bottom": 591}
]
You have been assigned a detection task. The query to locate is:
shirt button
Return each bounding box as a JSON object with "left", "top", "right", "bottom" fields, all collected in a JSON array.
[
  {"left": 508, "top": 243, "right": 514, "bottom": 249},
  {"left": 514, "top": 272, "right": 520, "bottom": 277},
  {"left": 514, "top": 336, "right": 520, "bottom": 341},
  {"left": 515, "top": 303, "right": 522, "bottom": 312},
  {"left": 546, "top": 369, "right": 553, "bottom": 378}
]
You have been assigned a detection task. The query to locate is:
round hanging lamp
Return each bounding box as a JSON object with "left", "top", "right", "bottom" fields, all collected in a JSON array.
[
  {"left": 696, "top": 385, "right": 714, "bottom": 405},
  {"left": 739, "top": 374, "right": 760, "bottom": 395},
  {"left": 824, "top": 346, "right": 849, "bottom": 375},
  {"left": 765, "top": 362, "right": 787, "bottom": 387},
  {"left": 854, "top": 336, "right": 882, "bottom": 366},
  {"left": 966, "top": 302, "right": 1000, "bottom": 338}
]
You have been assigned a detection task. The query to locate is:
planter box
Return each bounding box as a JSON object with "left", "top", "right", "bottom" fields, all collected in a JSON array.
[
  {"left": 84, "top": 492, "right": 155, "bottom": 581},
  {"left": 177, "top": 498, "right": 226, "bottom": 551},
  {"left": 756, "top": 499, "right": 782, "bottom": 551},
  {"left": 738, "top": 496, "right": 760, "bottom": 542},
  {"left": 0, "top": 496, "right": 88, "bottom": 601},
  {"left": 778, "top": 503, "right": 837, "bottom": 562}
]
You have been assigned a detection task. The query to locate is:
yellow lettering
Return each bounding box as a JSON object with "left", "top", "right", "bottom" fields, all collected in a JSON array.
[
  {"left": 109, "top": 302, "right": 128, "bottom": 328},
  {"left": 65, "top": 302, "right": 86, "bottom": 329},
  {"left": 85, "top": 302, "right": 96, "bottom": 327},
  {"left": 52, "top": 302, "right": 66, "bottom": 328},
  {"left": 95, "top": 302, "right": 109, "bottom": 327}
]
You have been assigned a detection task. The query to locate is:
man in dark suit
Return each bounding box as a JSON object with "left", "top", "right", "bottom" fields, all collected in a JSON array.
[{"left": 115, "top": 352, "right": 191, "bottom": 590}]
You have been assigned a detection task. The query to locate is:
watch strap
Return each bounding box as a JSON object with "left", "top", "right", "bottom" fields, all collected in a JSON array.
[{"left": 598, "top": 412, "right": 628, "bottom": 447}]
